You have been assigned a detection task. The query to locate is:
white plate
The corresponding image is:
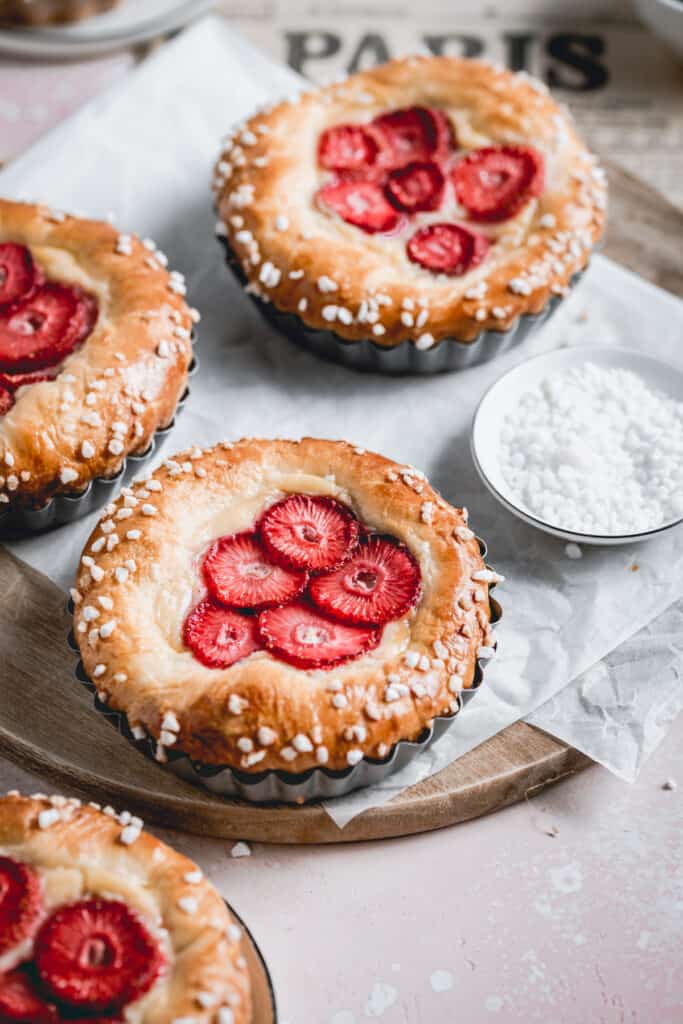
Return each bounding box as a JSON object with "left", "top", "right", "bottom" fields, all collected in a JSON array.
[
  {"left": 0, "top": 0, "right": 214, "bottom": 59},
  {"left": 470, "top": 345, "right": 683, "bottom": 546}
]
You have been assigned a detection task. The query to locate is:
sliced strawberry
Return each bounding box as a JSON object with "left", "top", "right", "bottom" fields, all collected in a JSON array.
[
  {"left": 406, "top": 222, "right": 489, "bottom": 276},
  {"left": 0, "top": 857, "right": 42, "bottom": 957},
  {"left": 316, "top": 180, "right": 403, "bottom": 234},
  {"left": 0, "top": 970, "right": 59, "bottom": 1024},
  {"left": 385, "top": 161, "right": 445, "bottom": 213},
  {"left": 453, "top": 144, "right": 544, "bottom": 222},
  {"left": 0, "top": 284, "right": 96, "bottom": 374},
  {"left": 0, "top": 369, "right": 54, "bottom": 416},
  {"left": 260, "top": 495, "right": 360, "bottom": 573},
  {"left": 183, "top": 600, "right": 261, "bottom": 670},
  {"left": 0, "top": 368, "right": 56, "bottom": 389},
  {"left": 373, "top": 106, "right": 454, "bottom": 169},
  {"left": 203, "top": 531, "right": 308, "bottom": 610},
  {"left": 430, "top": 108, "right": 456, "bottom": 156},
  {"left": 0, "top": 244, "right": 38, "bottom": 309},
  {"left": 69, "top": 289, "right": 99, "bottom": 348},
  {"left": 33, "top": 898, "right": 165, "bottom": 1013},
  {"left": 318, "top": 123, "right": 379, "bottom": 173},
  {"left": 73, "top": 1018, "right": 122, "bottom": 1023},
  {"left": 309, "top": 535, "right": 421, "bottom": 625},
  {"left": 258, "top": 601, "right": 380, "bottom": 669},
  {"left": 0, "top": 383, "right": 13, "bottom": 418}
]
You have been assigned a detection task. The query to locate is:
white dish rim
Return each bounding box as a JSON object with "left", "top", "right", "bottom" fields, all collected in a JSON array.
[
  {"left": 470, "top": 343, "right": 683, "bottom": 546},
  {"left": 0, "top": 0, "right": 213, "bottom": 58}
]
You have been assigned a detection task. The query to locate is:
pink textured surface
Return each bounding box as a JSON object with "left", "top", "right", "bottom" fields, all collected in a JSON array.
[
  {"left": 1, "top": 717, "right": 681, "bottom": 1023},
  {"left": 0, "top": 42, "right": 680, "bottom": 1024},
  {"left": 0, "top": 54, "right": 133, "bottom": 165}
]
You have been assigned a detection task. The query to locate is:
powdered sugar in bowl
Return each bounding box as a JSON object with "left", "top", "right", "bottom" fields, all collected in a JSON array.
[{"left": 471, "top": 345, "right": 683, "bottom": 545}]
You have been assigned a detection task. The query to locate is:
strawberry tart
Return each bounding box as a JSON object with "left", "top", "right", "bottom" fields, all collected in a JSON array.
[
  {"left": 0, "top": 200, "right": 196, "bottom": 526},
  {"left": 214, "top": 56, "right": 606, "bottom": 372},
  {"left": 0, "top": 1, "right": 120, "bottom": 25},
  {"left": 0, "top": 792, "right": 251, "bottom": 1023},
  {"left": 70, "top": 437, "right": 502, "bottom": 800}
]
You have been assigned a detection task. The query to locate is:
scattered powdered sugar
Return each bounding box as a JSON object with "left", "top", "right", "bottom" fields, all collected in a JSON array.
[
  {"left": 363, "top": 982, "right": 397, "bottom": 1017},
  {"left": 230, "top": 841, "right": 251, "bottom": 858},
  {"left": 485, "top": 995, "right": 505, "bottom": 1012},
  {"left": 499, "top": 362, "right": 683, "bottom": 536},
  {"left": 429, "top": 969, "right": 454, "bottom": 993},
  {"left": 549, "top": 861, "right": 583, "bottom": 894}
]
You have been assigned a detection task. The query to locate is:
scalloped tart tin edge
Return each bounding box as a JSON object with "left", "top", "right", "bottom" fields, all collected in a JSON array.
[
  {"left": 67, "top": 539, "right": 502, "bottom": 805},
  {"left": 217, "top": 234, "right": 587, "bottom": 376}
]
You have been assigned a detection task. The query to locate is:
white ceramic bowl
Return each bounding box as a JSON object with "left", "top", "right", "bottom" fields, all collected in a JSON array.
[
  {"left": 470, "top": 345, "right": 683, "bottom": 546},
  {"left": 634, "top": 0, "right": 683, "bottom": 60}
]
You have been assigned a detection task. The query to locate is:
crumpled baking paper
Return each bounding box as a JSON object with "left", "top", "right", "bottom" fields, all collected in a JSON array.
[{"left": 1, "top": 18, "right": 682, "bottom": 828}]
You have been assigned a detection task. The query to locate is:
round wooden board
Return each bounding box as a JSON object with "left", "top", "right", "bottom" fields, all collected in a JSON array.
[
  {"left": 1, "top": 162, "right": 680, "bottom": 845},
  {"left": 0, "top": 547, "right": 591, "bottom": 843}
]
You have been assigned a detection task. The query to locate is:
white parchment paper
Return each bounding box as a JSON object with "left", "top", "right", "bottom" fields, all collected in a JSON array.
[{"left": 1, "top": 18, "right": 682, "bottom": 827}]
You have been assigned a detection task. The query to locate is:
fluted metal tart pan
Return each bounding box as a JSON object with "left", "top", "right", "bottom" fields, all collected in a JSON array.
[
  {"left": 218, "top": 234, "right": 586, "bottom": 376},
  {"left": 67, "top": 539, "right": 502, "bottom": 805}
]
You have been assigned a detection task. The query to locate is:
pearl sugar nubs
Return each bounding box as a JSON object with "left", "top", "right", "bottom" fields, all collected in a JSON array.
[{"left": 499, "top": 362, "right": 683, "bottom": 536}]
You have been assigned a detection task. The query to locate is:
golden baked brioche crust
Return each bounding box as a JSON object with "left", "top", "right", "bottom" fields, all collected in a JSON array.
[
  {"left": 0, "top": 199, "right": 194, "bottom": 510},
  {"left": 0, "top": 792, "right": 251, "bottom": 1023},
  {"left": 214, "top": 56, "right": 606, "bottom": 349},
  {"left": 72, "top": 437, "right": 497, "bottom": 773}
]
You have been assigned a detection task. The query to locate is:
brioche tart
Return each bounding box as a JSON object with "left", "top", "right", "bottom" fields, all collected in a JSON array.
[
  {"left": 0, "top": 199, "right": 197, "bottom": 531},
  {"left": 214, "top": 56, "right": 605, "bottom": 374},
  {"left": 69, "top": 437, "right": 502, "bottom": 803},
  {"left": 0, "top": 792, "right": 251, "bottom": 1023},
  {"left": 0, "top": 0, "right": 120, "bottom": 25}
]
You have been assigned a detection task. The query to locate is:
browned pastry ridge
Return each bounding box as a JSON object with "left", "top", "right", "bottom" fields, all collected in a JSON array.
[
  {"left": 72, "top": 437, "right": 501, "bottom": 774},
  {"left": 213, "top": 56, "right": 606, "bottom": 349},
  {"left": 0, "top": 199, "right": 196, "bottom": 511},
  {"left": 0, "top": 0, "right": 120, "bottom": 26},
  {"left": 0, "top": 792, "right": 251, "bottom": 1023}
]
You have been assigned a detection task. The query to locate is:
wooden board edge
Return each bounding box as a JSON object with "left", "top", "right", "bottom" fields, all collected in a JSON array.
[{"left": 0, "top": 719, "right": 593, "bottom": 844}]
